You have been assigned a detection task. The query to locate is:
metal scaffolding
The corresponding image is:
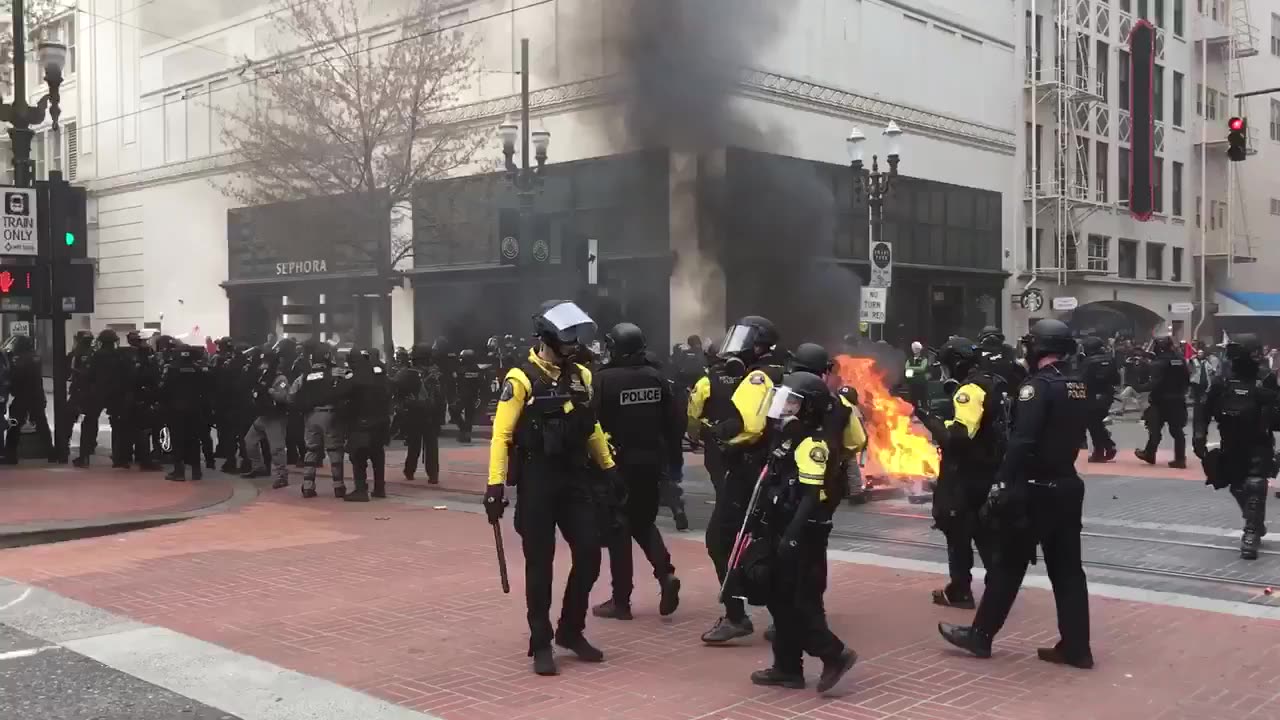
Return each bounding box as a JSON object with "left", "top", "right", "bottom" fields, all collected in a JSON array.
[{"left": 1026, "top": 0, "right": 1113, "bottom": 287}]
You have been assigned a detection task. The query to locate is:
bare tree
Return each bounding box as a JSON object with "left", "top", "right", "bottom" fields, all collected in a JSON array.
[
  {"left": 1, "top": 0, "right": 64, "bottom": 89},
  {"left": 218, "top": 0, "right": 483, "bottom": 267}
]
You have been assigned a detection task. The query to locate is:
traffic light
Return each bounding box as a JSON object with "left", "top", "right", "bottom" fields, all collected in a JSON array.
[
  {"left": 1227, "top": 117, "right": 1248, "bottom": 162},
  {"left": 50, "top": 183, "right": 87, "bottom": 261}
]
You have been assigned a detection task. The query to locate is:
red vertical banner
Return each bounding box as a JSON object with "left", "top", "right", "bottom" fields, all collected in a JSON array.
[{"left": 1128, "top": 20, "right": 1156, "bottom": 221}]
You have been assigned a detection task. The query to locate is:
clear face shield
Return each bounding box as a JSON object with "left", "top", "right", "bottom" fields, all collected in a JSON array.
[
  {"left": 542, "top": 302, "right": 598, "bottom": 355},
  {"left": 766, "top": 386, "right": 804, "bottom": 421},
  {"left": 721, "top": 325, "right": 757, "bottom": 357}
]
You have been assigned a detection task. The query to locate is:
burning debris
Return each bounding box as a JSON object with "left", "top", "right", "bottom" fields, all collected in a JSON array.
[{"left": 833, "top": 354, "right": 939, "bottom": 495}]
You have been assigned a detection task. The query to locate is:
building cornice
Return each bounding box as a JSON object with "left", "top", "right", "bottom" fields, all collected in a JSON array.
[{"left": 87, "top": 68, "right": 1016, "bottom": 194}]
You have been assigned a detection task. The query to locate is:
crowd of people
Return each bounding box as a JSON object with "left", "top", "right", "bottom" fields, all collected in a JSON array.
[{"left": 4, "top": 305, "right": 1275, "bottom": 692}]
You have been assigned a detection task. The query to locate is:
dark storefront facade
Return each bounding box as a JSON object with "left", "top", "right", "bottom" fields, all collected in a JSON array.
[
  {"left": 224, "top": 192, "right": 393, "bottom": 348},
  {"left": 405, "top": 147, "right": 1005, "bottom": 354},
  {"left": 410, "top": 150, "right": 671, "bottom": 350},
  {"left": 723, "top": 148, "right": 1006, "bottom": 349}
]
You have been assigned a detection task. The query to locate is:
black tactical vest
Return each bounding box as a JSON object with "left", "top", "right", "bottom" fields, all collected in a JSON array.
[{"left": 513, "top": 361, "right": 596, "bottom": 465}]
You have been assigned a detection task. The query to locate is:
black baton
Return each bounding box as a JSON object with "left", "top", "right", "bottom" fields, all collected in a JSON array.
[{"left": 492, "top": 520, "right": 511, "bottom": 594}]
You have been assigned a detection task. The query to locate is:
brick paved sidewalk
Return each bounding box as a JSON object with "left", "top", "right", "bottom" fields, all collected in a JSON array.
[
  {"left": 2, "top": 494, "right": 1279, "bottom": 720},
  {"left": 0, "top": 465, "right": 237, "bottom": 530}
]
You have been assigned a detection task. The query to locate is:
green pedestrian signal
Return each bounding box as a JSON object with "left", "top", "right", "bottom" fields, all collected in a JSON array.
[{"left": 65, "top": 231, "right": 75, "bottom": 246}]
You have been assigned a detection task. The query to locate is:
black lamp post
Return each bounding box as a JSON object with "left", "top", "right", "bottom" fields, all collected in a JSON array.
[
  {"left": 499, "top": 38, "right": 549, "bottom": 266},
  {"left": 1, "top": 0, "right": 67, "bottom": 188},
  {"left": 846, "top": 120, "right": 904, "bottom": 250}
]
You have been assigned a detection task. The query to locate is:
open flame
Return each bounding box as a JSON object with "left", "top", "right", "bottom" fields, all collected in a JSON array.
[{"left": 833, "top": 354, "right": 939, "bottom": 482}]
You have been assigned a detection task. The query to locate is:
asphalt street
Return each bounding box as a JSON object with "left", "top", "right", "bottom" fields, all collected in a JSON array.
[{"left": 0, "top": 623, "right": 240, "bottom": 719}]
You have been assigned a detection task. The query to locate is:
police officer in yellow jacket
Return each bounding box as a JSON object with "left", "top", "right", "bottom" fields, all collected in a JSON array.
[
  {"left": 749, "top": 371, "right": 858, "bottom": 693},
  {"left": 761, "top": 342, "right": 867, "bottom": 644},
  {"left": 484, "top": 300, "right": 620, "bottom": 677},
  {"left": 917, "top": 337, "right": 1008, "bottom": 608},
  {"left": 686, "top": 351, "right": 746, "bottom": 494},
  {"left": 703, "top": 315, "right": 785, "bottom": 644}
]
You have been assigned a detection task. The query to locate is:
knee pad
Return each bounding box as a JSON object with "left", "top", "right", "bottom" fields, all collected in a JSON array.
[{"left": 1244, "top": 477, "right": 1268, "bottom": 496}]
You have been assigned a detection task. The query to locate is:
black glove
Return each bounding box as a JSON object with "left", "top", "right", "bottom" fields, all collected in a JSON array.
[
  {"left": 776, "top": 536, "right": 799, "bottom": 564},
  {"left": 604, "top": 467, "right": 627, "bottom": 507},
  {"left": 979, "top": 482, "right": 1028, "bottom": 531},
  {"left": 484, "top": 484, "right": 506, "bottom": 524},
  {"left": 1193, "top": 435, "right": 1208, "bottom": 459}
]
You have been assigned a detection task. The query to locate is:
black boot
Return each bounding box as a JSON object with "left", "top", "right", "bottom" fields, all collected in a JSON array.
[
  {"left": 301, "top": 485, "right": 318, "bottom": 499},
  {"left": 1242, "top": 530, "right": 1261, "bottom": 560},
  {"left": 371, "top": 464, "right": 386, "bottom": 498},
  {"left": 72, "top": 455, "right": 90, "bottom": 468},
  {"left": 749, "top": 667, "right": 805, "bottom": 689},
  {"left": 241, "top": 467, "right": 267, "bottom": 479},
  {"left": 191, "top": 467, "right": 203, "bottom": 481},
  {"left": 344, "top": 487, "right": 369, "bottom": 502},
  {"left": 1102, "top": 446, "right": 1117, "bottom": 462},
  {"left": 554, "top": 632, "right": 604, "bottom": 662},
  {"left": 333, "top": 485, "right": 347, "bottom": 499},
  {"left": 165, "top": 469, "right": 186, "bottom": 482},
  {"left": 531, "top": 648, "right": 558, "bottom": 676},
  {"left": 932, "top": 586, "right": 976, "bottom": 609},
  {"left": 220, "top": 460, "right": 239, "bottom": 473},
  {"left": 1134, "top": 449, "right": 1156, "bottom": 465},
  {"left": 938, "top": 623, "right": 993, "bottom": 659},
  {"left": 592, "top": 599, "right": 633, "bottom": 620},
  {"left": 1037, "top": 644, "right": 1094, "bottom": 669},
  {"left": 701, "top": 616, "right": 754, "bottom": 644},
  {"left": 658, "top": 574, "right": 681, "bottom": 617},
  {"left": 817, "top": 649, "right": 858, "bottom": 693},
  {"left": 272, "top": 477, "right": 289, "bottom": 489}
]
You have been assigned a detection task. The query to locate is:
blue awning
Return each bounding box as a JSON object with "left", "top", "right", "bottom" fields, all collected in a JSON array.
[{"left": 1216, "top": 290, "right": 1280, "bottom": 317}]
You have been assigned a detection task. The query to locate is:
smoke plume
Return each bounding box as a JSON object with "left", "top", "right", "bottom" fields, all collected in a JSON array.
[{"left": 602, "top": 0, "right": 864, "bottom": 352}]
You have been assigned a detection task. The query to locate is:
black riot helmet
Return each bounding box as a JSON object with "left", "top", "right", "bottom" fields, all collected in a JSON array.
[
  {"left": 1022, "top": 319, "right": 1076, "bottom": 369},
  {"left": 978, "top": 326, "right": 1004, "bottom": 348},
  {"left": 74, "top": 330, "right": 94, "bottom": 347},
  {"left": 770, "top": 371, "right": 833, "bottom": 430},
  {"left": 215, "top": 336, "right": 234, "bottom": 353},
  {"left": 1225, "top": 333, "right": 1264, "bottom": 376},
  {"left": 125, "top": 330, "right": 143, "bottom": 348},
  {"left": 410, "top": 343, "right": 433, "bottom": 365},
  {"left": 1151, "top": 334, "right": 1176, "bottom": 355},
  {"left": 395, "top": 346, "right": 409, "bottom": 363},
  {"left": 96, "top": 328, "right": 120, "bottom": 349},
  {"left": 156, "top": 335, "right": 177, "bottom": 355},
  {"left": 486, "top": 336, "right": 499, "bottom": 352},
  {"left": 260, "top": 345, "right": 280, "bottom": 371},
  {"left": 459, "top": 348, "right": 476, "bottom": 362},
  {"left": 605, "top": 322, "right": 646, "bottom": 360},
  {"left": 721, "top": 315, "right": 778, "bottom": 363},
  {"left": 310, "top": 343, "right": 333, "bottom": 366},
  {"left": 937, "top": 337, "right": 980, "bottom": 380},
  {"left": 243, "top": 345, "right": 263, "bottom": 368},
  {"left": 1080, "top": 335, "right": 1106, "bottom": 356},
  {"left": 273, "top": 337, "right": 298, "bottom": 363},
  {"left": 432, "top": 336, "right": 450, "bottom": 354},
  {"left": 788, "top": 342, "right": 832, "bottom": 376},
  {"left": 532, "top": 300, "right": 597, "bottom": 358},
  {"left": 349, "top": 349, "right": 372, "bottom": 370}
]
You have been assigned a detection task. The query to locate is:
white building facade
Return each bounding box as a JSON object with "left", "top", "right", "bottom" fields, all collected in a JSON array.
[{"left": 14, "top": 0, "right": 1032, "bottom": 348}]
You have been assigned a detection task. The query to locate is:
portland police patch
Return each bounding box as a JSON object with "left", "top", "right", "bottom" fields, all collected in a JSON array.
[
  {"left": 954, "top": 392, "right": 970, "bottom": 404},
  {"left": 809, "top": 445, "right": 828, "bottom": 464},
  {"left": 749, "top": 373, "right": 765, "bottom": 385},
  {"left": 499, "top": 380, "right": 515, "bottom": 402},
  {"left": 1018, "top": 384, "right": 1036, "bottom": 402}
]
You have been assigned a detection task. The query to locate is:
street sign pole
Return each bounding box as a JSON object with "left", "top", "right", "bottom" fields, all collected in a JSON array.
[{"left": 47, "top": 170, "right": 69, "bottom": 461}]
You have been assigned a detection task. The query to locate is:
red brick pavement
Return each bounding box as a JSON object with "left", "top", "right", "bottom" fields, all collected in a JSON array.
[
  {"left": 0, "top": 494, "right": 1277, "bottom": 719},
  {"left": 0, "top": 466, "right": 236, "bottom": 528}
]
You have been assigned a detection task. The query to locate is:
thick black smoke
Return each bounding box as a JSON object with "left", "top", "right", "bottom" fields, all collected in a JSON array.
[{"left": 602, "top": 0, "right": 863, "bottom": 352}]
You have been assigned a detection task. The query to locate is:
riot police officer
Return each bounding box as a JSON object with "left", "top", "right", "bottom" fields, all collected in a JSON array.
[
  {"left": 590, "top": 323, "right": 683, "bottom": 622},
  {"left": 978, "top": 326, "right": 1028, "bottom": 389},
  {"left": 242, "top": 346, "right": 292, "bottom": 488},
  {"left": 744, "top": 371, "right": 858, "bottom": 693},
  {"left": 123, "top": 336, "right": 164, "bottom": 471},
  {"left": 455, "top": 349, "right": 484, "bottom": 443},
  {"left": 288, "top": 344, "right": 352, "bottom": 498},
  {"left": 3, "top": 335, "right": 53, "bottom": 463},
  {"left": 687, "top": 346, "right": 745, "bottom": 496},
  {"left": 1136, "top": 335, "right": 1191, "bottom": 468},
  {"left": 940, "top": 319, "right": 1093, "bottom": 669},
  {"left": 160, "top": 345, "right": 211, "bottom": 481},
  {"left": 701, "top": 315, "right": 784, "bottom": 645},
  {"left": 343, "top": 349, "right": 391, "bottom": 502},
  {"left": 57, "top": 330, "right": 95, "bottom": 462},
  {"left": 74, "top": 330, "right": 131, "bottom": 467},
  {"left": 394, "top": 344, "right": 444, "bottom": 483},
  {"left": 483, "top": 300, "right": 618, "bottom": 676},
  {"left": 915, "top": 338, "right": 1007, "bottom": 609},
  {"left": 210, "top": 337, "right": 237, "bottom": 470},
  {"left": 1193, "top": 334, "right": 1279, "bottom": 559},
  {"left": 1079, "top": 336, "right": 1120, "bottom": 463}
]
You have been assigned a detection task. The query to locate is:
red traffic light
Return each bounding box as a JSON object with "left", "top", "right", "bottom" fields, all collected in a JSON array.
[{"left": 1229, "top": 117, "right": 1245, "bottom": 131}]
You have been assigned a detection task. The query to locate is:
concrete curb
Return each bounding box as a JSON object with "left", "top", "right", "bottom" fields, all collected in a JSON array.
[{"left": 0, "top": 476, "right": 260, "bottom": 549}]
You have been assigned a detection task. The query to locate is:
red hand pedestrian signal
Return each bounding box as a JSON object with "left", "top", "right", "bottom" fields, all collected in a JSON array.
[{"left": 0, "top": 271, "right": 13, "bottom": 294}]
